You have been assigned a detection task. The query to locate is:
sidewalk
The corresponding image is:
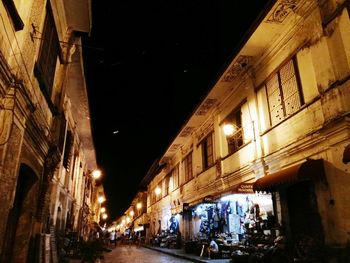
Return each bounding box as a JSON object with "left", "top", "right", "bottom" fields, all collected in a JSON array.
[{"left": 142, "top": 244, "right": 231, "bottom": 263}]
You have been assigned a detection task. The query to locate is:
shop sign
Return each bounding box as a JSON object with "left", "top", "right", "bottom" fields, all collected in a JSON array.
[
  {"left": 236, "top": 183, "right": 254, "bottom": 193},
  {"left": 203, "top": 195, "right": 214, "bottom": 202}
]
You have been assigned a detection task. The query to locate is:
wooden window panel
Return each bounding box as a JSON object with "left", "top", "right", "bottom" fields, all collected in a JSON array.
[
  {"left": 265, "top": 58, "right": 303, "bottom": 126},
  {"left": 183, "top": 152, "right": 193, "bottom": 182},
  {"left": 2, "top": 0, "right": 24, "bottom": 31},
  {"left": 63, "top": 130, "right": 73, "bottom": 170},
  {"left": 202, "top": 134, "right": 214, "bottom": 169},
  {"left": 34, "top": 6, "right": 59, "bottom": 100}
]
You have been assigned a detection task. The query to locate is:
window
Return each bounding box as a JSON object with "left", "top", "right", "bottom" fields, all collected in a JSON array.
[
  {"left": 156, "top": 183, "right": 162, "bottom": 202},
  {"left": 264, "top": 58, "right": 304, "bottom": 126},
  {"left": 163, "top": 174, "right": 170, "bottom": 197},
  {"left": 2, "top": 0, "right": 24, "bottom": 31},
  {"left": 183, "top": 152, "right": 193, "bottom": 182},
  {"left": 58, "top": 115, "right": 67, "bottom": 153},
  {"left": 172, "top": 164, "right": 179, "bottom": 190},
  {"left": 201, "top": 133, "right": 214, "bottom": 170},
  {"left": 34, "top": 5, "right": 60, "bottom": 101},
  {"left": 63, "top": 130, "right": 73, "bottom": 170},
  {"left": 223, "top": 107, "right": 244, "bottom": 154},
  {"left": 150, "top": 190, "right": 156, "bottom": 205}
]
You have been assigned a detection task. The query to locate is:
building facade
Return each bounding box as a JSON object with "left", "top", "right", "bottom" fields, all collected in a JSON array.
[
  {"left": 0, "top": 0, "right": 97, "bottom": 262},
  {"left": 145, "top": 0, "right": 350, "bottom": 255}
]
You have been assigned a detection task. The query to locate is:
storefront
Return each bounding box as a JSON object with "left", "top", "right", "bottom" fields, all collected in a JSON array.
[
  {"left": 191, "top": 191, "right": 274, "bottom": 242},
  {"left": 180, "top": 188, "right": 276, "bottom": 259},
  {"left": 149, "top": 205, "right": 182, "bottom": 248}
]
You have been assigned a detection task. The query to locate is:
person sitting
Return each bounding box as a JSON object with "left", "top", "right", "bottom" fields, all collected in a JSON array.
[{"left": 207, "top": 237, "right": 219, "bottom": 259}]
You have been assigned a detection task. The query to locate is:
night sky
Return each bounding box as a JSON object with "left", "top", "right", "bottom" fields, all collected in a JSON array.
[{"left": 82, "top": 0, "right": 268, "bottom": 221}]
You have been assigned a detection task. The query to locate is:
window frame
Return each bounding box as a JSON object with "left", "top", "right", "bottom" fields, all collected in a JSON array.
[
  {"left": 183, "top": 151, "right": 193, "bottom": 182},
  {"left": 262, "top": 56, "right": 304, "bottom": 127},
  {"left": 163, "top": 174, "right": 170, "bottom": 197},
  {"left": 201, "top": 132, "right": 214, "bottom": 170},
  {"left": 223, "top": 104, "right": 245, "bottom": 155},
  {"left": 171, "top": 164, "right": 180, "bottom": 190},
  {"left": 34, "top": 4, "right": 60, "bottom": 105}
]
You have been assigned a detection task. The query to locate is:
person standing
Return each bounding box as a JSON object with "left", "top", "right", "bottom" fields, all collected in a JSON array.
[{"left": 110, "top": 230, "right": 117, "bottom": 247}]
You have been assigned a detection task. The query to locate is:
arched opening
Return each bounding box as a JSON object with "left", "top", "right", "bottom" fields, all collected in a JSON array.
[
  {"left": 1, "top": 164, "right": 38, "bottom": 262},
  {"left": 56, "top": 206, "right": 62, "bottom": 233}
]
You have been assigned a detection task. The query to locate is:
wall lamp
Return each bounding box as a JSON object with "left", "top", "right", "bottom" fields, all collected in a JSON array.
[
  {"left": 155, "top": 187, "right": 161, "bottom": 195},
  {"left": 92, "top": 169, "right": 102, "bottom": 179}
]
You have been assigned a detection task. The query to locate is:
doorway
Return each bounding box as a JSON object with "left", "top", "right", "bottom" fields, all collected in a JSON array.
[
  {"left": 286, "top": 180, "right": 325, "bottom": 254},
  {"left": 1, "top": 164, "right": 38, "bottom": 262}
]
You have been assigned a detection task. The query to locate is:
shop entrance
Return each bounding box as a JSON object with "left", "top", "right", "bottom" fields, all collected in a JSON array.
[{"left": 286, "top": 180, "right": 324, "bottom": 245}]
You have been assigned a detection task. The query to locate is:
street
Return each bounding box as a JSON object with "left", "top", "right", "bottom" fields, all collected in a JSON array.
[
  {"left": 103, "top": 245, "right": 193, "bottom": 263},
  {"left": 69, "top": 244, "right": 194, "bottom": 263}
]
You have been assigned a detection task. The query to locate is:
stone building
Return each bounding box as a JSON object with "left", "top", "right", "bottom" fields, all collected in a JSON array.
[
  {"left": 0, "top": 0, "right": 97, "bottom": 262},
  {"left": 145, "top": 0, "right": 350, "bottom": 257}
]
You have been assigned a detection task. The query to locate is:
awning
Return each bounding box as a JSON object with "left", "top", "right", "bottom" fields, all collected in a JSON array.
[
  {"left": 343, "top": 144, "right": 350, "bottom": 164},
  {"left": 253, "top": 159, "right": 325, "bottom": 192}
]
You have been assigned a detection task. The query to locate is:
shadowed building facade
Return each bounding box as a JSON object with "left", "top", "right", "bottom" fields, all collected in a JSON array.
[{"left": 0, "top": 0, "right": 98, "bottom": 262}]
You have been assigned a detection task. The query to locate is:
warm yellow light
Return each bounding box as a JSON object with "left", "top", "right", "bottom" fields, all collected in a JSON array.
[
  {"left": 102, "top": 213, "right": 108, "bottom": 220},
  {"left": 126, "top": 217, "right": 130, "bottom": 223},
  {"left": 98, "top": 196, "right": 105, "bottom": 203},
  {"left": 129, "top": 211, "right": 134, "bottom": 216},
  {"left": 122, "top": 219, "right": 126, "bottom": 225},
  {"left": 223, "top": 123, "right": 236, "bottom": 136},
  {"left": 100, "top": 207, "right": 106, "bottom": 213},
  {"left": 155, "top": 187, "right": 161, "bottom": 195},
  {"left": 136, "top": 202, "right": 142, "bottom": 210},
  {"left": 92, "top": 169, "right": 102, "bottom": 179}
]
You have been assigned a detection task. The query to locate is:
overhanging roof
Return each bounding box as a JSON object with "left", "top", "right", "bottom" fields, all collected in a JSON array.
[
  {"left": 66, "top": 39, "right": 97, "bottom": 170},
  {"left": 63, "top": 0, "right": 92, "bottom": 33},
  {"left": 253, "top": 159, "right": 326, "bottom": 192}
]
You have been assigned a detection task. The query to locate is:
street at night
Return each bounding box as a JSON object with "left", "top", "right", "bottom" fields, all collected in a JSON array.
[{"left": 1, "top": 1, "right": 350, "bottom": 263}]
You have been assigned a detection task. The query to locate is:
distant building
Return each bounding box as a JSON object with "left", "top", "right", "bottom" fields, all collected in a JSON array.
[
  {"left": 144, "top": 0, "right": 350, "bottom": 257},
  {"left": 0, "top": 1, "right": 97, "bottom": 262}
]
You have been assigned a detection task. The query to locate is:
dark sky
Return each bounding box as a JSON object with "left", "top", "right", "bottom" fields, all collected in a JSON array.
[{"left": 82, "top": 0, "right": 268, "bottom": 221}]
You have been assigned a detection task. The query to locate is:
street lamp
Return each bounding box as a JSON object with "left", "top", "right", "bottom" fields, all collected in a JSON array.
[
  {"left": 100, "top": 207, "right": 106, "bottom": 213},
  {"left": 98, "top": 196, "right": 105, "bottom": 204},
  {"left": 92, "top": 169, "right": 102, "bottom": 179},
  {"left": 102, "top": 213, "right": 108, "bottom": 220},
  {"left": 129, "top": 210, "right": 134, "bottom": 217}
]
